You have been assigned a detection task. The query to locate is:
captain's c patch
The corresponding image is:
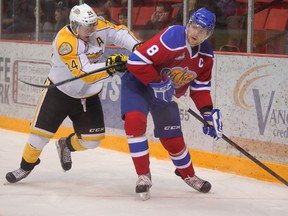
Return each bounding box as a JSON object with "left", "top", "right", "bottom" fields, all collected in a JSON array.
[{"left": 58, "top": 42, "right": 72, "bottom": 55}]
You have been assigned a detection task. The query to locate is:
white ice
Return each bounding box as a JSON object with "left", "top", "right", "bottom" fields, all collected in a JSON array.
[{"left": 0, "top": 128, "right": 287, "bottom": 216}]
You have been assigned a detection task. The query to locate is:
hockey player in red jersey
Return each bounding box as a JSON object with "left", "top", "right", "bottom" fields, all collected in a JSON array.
[{"left": 121, "top": 8, "right": 223, "bottom": 200}]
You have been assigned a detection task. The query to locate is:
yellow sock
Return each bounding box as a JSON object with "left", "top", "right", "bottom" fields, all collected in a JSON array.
[
  {"left": 22, "top": 143, "right": 42, "bottom": 163},
  {"left": 70, "top": 134, "right": 87, "bottom": 151}
]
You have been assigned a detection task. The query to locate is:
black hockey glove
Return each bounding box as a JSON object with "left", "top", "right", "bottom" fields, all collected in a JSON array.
[{"left": 106, "top": 54, "right": 128, "bottom": 75}]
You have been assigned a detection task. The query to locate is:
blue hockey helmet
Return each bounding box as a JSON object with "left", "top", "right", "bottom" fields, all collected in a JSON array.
[{"left": 189, "top": 8, "right": 216, "bottom": 32}]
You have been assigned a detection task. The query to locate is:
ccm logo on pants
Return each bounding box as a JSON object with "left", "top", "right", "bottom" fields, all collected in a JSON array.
[
  {"left": 89, "top": 128, "right": 105, "bottom": 133},
  {"left": 164, "top": 126, "right": 181, "bottom": 130}
]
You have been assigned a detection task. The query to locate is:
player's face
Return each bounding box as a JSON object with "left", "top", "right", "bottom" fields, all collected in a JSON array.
[
  {"left": 186, "top": 22, "right": 209, "bottom": 47},
  {"left": 78, "top": 23, "right": 96, "bottom": 42}
]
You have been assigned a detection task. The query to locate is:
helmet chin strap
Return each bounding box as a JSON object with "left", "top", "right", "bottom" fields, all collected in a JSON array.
[
  {"left": 200, "top": 35, "right": 209, "bottom": 43},
  {"left": 71, "top": 25, "right": 80, "bottom": 37}
]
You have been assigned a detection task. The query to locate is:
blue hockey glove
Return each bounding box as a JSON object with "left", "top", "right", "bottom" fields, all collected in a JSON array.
[
  {"left": 202, "top": 109, "right": 223, "bottom": 140},
  {"left": 149, "top": 73, "right": 175, "bottom": 103}
]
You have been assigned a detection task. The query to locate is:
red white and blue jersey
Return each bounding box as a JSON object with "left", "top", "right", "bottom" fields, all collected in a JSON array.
[{"left": 127, "top": 25, "right": 214, "bottom": 111}]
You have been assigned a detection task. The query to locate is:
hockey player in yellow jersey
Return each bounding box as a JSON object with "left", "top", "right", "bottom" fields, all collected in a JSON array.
[{"left": 6, "top": 3, "right": 141, "bottom": 183}]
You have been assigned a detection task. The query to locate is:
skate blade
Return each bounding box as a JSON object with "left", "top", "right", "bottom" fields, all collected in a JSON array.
[{"left": 138, "top": 191, "right": 151, "bottom": 201}]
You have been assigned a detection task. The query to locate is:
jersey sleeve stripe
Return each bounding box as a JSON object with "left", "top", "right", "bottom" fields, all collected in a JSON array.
[
  {"left": 129, "top": 50, "right": 153, "bottom": 64},
  {"left": 190, "top": 80, "right": 211, "bottom": 91},
  {"left": 127, "top": 59, "right": 147, "bottom": 65},
  {"left": 190, "top": 86, "right": 211, "bottom": 91}
]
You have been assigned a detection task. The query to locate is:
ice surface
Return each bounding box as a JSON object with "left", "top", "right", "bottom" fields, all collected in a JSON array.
[{"left": 0, "top": 129, "right": 287, "bottom": 216}]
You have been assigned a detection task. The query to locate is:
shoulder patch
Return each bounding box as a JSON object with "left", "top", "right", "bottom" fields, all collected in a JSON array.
[{"left": 58, "top": 42, "right": 72, "bottom": 55}]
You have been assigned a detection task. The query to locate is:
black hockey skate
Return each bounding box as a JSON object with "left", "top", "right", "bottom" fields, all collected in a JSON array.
[
  {"left": 175, "top": 169, "right": 211, "bottom": 193},
  {"left": 56, "top": 138, "right": 72, "bottom": 171},
  {"left": 6, "top": 159, "right": 40, "bottom": 183},
  {"left": 136, "top": 172, "right": 152, "bottom": 201}
]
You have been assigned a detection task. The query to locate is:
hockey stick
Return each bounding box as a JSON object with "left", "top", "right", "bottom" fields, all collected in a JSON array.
[
  {"left": 18, "top": 62, "right": 123, "bottom": 89},
  {"left": 172, "top": 96, "right": 288, "bottom": 187}
]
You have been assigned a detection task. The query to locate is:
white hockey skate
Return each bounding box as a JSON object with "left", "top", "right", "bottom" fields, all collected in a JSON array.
[
  {"left": 175, "top": 169, "right": 211, "bottom": 193},
  {"left": 56, "top": 138, "right": 72, "bottom": 171},
  {"left": 135, "top": 172, "right": 152, "bottom": 201}
]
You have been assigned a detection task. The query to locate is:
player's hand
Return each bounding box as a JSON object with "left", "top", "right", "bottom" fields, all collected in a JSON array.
[
  {"left": 106, "top": 54, "right": 128, "bottom": 75},
  {"left": 149, "top": 73, "right": 174, "bottom": 103},
  {"left": 202, "top": 109, "right": 223, "bottom": 140}
]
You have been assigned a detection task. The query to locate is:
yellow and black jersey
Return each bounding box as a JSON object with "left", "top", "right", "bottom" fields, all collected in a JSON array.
[{"left": 48, "top": 19, "right": 140, "bottom": 98}]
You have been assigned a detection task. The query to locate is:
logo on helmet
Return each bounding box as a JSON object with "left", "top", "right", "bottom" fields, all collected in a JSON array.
[
  {"left": 74, "top": 8, "right": 80, "bottom": 15},
  {"left": 87, "top": 11, "right": 94, "bottom": 16}
]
